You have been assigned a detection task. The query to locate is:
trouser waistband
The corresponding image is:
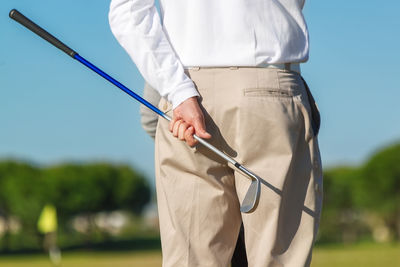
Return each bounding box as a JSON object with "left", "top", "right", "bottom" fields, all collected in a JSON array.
[{"left": 186, "top": 63, "right": 301, "bottom": 74}]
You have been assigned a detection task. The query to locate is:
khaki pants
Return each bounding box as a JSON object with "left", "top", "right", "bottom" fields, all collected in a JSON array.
[
  {"left": 140, "top": 83, "right": 161, "bottom": 139},
  {"left": 155, "top": 67, "right": 323, "bottom": 267}
]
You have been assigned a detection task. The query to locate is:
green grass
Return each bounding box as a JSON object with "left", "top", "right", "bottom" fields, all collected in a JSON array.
[
  {"left": 0, "top": 251, "right": 162, "bottom": 267},
  {"left": 311, "top": 242, "right": 400, "bottom": 267},
  {"left": 0, "top": 243, "right": 399, "bottom": 266}
]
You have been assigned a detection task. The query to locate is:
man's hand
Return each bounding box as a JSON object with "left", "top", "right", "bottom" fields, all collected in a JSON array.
[{"left": 169, "top": 97, "right": 212, "bottom": 146}]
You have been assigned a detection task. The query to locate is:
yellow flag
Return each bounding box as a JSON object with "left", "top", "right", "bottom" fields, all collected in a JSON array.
[{"left": 37, "top": 204, "right": 58, "bottom": 233}]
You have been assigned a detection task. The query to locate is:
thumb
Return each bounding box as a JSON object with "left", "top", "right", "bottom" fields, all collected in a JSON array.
[{"left": 193, "top": 117, "right": 212, "bottom": 139}]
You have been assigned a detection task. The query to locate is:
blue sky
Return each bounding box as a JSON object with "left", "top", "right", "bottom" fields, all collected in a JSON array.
[{"left": 1, "top": 0, "right": 399, "bottom": 187}]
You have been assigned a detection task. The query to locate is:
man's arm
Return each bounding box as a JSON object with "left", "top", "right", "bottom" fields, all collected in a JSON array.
[
  {"left": 109, "top": 0, "right": 210, "bottom": 144},
  {"left": 108, "top": 0, "right": 198, "bottom": 109}
]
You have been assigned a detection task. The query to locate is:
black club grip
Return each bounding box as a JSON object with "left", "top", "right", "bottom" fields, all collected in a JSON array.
[{"left": 9, "top": 9, "right": 77, "bottom": 58}]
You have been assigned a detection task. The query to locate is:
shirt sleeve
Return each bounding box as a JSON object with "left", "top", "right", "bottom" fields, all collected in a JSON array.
[{"left": 108, "top": 0, "right": 199, "bottom": 109}]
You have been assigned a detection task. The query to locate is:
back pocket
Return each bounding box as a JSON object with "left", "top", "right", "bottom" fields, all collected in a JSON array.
[{"left": 244, "top": 88, "right": 294, "bottom": 100}]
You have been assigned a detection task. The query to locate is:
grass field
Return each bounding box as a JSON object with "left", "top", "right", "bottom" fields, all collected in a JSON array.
[
  {"left": 0, "top": 243, "right": 399, "bottom": 266},
  {"left": 311, "top": 243, "right": 400, "bottom": 267}
]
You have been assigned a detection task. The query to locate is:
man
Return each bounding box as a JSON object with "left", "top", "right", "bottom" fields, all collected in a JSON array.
[{"left": 109, "top": 0, "right": 322, "bottom": 266}]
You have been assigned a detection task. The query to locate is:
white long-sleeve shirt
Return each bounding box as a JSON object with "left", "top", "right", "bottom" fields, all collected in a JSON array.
[{"left": 109, "top": 0, "right": 309, "bottom": 108}]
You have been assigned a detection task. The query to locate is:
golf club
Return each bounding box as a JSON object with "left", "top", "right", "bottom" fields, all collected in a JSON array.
[{"left": 9, "top": 9, "right": 261, "bottom": 213}]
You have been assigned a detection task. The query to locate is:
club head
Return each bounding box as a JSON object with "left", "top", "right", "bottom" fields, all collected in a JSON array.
[{"left": 240, "top": 177, "right": 260, "bottom": 213}]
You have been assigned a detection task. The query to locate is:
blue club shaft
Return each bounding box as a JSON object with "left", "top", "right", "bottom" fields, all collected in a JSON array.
[{"left": 74, "top": 54, "right": 170, "bottom": 121}]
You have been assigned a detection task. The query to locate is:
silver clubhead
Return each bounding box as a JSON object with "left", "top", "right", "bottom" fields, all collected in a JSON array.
[
  {"left": 192, "top": 135, "right": 262, "bottom": 213},
  {"left": 240, "top": 178, "right": 261, "bottom": 213}
]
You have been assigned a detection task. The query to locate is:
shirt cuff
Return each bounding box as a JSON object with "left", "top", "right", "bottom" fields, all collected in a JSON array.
[{"left": 168, "top": 84, "right": 200, "bottom": 109}]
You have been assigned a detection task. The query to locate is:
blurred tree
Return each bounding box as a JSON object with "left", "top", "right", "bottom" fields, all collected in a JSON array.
[
  {"left": 357, "top": 143, "right": 400, "bottom": 240},
  {"left": 0, "top": 160, "right": 43, "bottom": 250},
  {"left": 318, "top": 166, "right": 368, "bottom": 243},
  {"left": 43, "top": 163, "right": 151, "bottom": 218},
  {"left": 112, "top": 165, "right": 151, "bottom": 215}
]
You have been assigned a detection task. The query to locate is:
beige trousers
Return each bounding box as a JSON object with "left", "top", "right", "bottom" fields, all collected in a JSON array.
[{"left": 155, "top": 67, "right": 323, "bottom": 267}]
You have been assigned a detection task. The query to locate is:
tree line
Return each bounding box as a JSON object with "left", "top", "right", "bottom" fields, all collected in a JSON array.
[
  {"left": 0, "top": 161, "right": 151, "bottom": 251},
  {"left": 0, "top": 142, "right": 399, "bottom": 251}
]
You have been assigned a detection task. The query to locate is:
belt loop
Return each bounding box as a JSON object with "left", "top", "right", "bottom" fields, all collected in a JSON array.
[{"left": 284, "top": 63, "right": 291, "bottom": 71}]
